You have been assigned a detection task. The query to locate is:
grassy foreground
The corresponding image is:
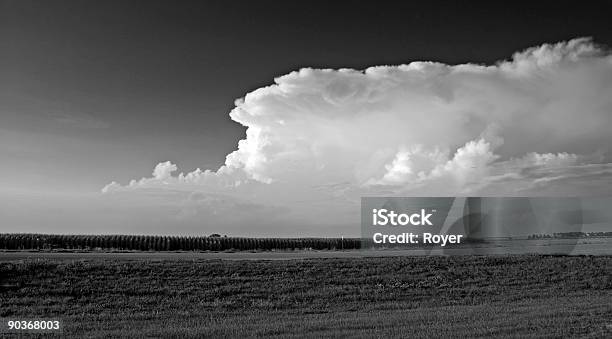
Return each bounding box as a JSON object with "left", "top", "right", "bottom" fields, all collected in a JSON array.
[{"left": 1, "top": 255, "right": 611, "bottom": 338}]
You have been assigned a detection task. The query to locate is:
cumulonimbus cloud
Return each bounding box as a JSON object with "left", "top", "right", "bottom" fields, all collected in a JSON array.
[{"left": 103, "top": 37, "right": 612, "bottom": 200}]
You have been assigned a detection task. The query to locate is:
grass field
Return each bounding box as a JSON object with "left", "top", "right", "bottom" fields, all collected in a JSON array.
[{"left": 1, "top": 255, "right": 611, "bottom": 338}]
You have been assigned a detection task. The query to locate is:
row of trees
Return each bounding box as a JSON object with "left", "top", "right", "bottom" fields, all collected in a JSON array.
[
  {"left": 0, "top": 234, "right": 361, "bottom": 251},
  {"left": 528, "top": 231, "right": 612, "bottom": 239}
]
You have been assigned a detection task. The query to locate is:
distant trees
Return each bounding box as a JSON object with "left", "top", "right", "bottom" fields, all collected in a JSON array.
[
  {"left": 0, "top": 234, "right": 362, "bottom": 252},
  {"left": 527, "top": 231, "right": 612, "bottom": 239}
]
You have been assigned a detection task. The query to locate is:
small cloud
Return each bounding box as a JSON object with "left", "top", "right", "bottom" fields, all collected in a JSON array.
[
  {"left": 153, "top": 161, "right": 178, "bottom": 180},
  {"left": 101, "top": 181, "right": 121, "bottom": 193}
]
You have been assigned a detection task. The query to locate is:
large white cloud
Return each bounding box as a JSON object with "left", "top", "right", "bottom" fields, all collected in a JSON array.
[{"left": 102, "top": 38, "right": 612, "bottom": 233}]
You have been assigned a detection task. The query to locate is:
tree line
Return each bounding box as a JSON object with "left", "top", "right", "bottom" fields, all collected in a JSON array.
[
  {"left": 0, "top": 234, "right": 361, "bottom": 251},
  {"left": 528, "top": 231, "right": 612, "bottom": 239}
]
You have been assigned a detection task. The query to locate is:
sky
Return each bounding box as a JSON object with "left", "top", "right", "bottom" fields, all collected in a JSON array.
[{"left": 1, "top": 1, "right": 612, "bottom": 236}]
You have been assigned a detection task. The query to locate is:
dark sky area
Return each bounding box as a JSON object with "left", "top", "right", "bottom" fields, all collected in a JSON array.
[{"left": 2, "top": 0, "right": 612, "bottom": 193}]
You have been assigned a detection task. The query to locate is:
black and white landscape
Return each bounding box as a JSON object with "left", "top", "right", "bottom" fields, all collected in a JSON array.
[{"left": 1, "top": 1, "right": 611, "bottom": 337}]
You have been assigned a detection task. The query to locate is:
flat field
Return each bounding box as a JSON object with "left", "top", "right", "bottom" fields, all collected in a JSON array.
[{"left": 1, "top": 255, "right": 611, "bottom": 338}]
